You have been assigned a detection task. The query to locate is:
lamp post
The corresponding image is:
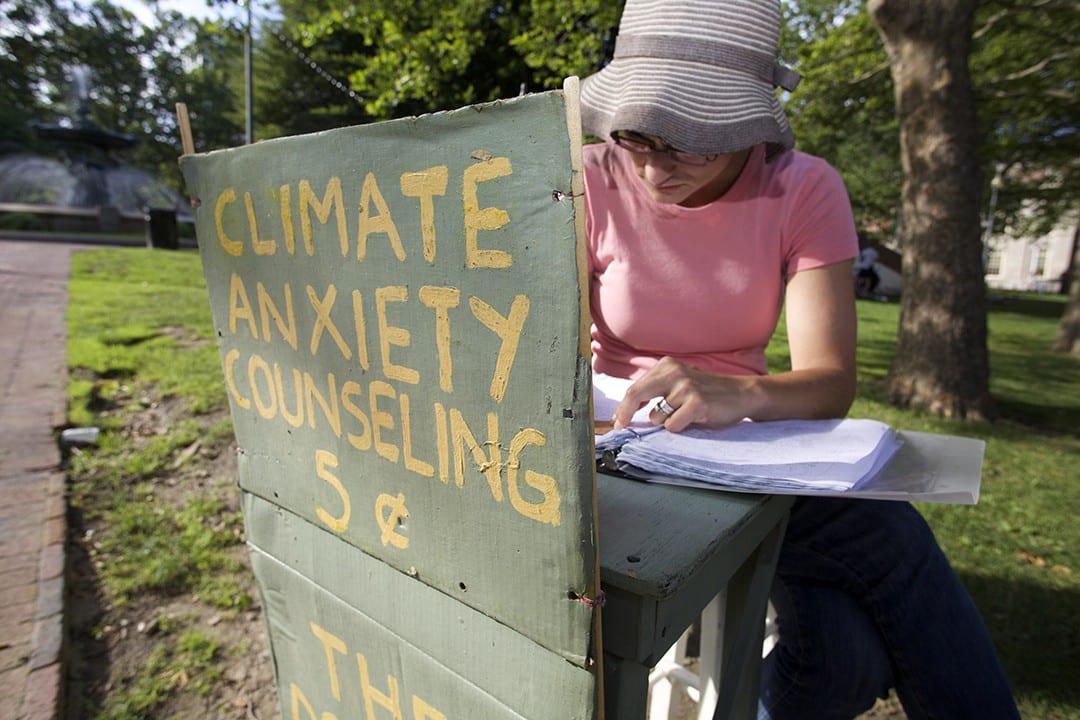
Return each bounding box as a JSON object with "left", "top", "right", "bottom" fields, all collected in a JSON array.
[
  {"left": 983, "top": 164, "right": 1004, "bottom": 244},
  {"left": 981, "top": 164, "right": 1004, "bottom": 270},
  {"left": 244, "top": 0, "right": 253, "bottom": 144}
]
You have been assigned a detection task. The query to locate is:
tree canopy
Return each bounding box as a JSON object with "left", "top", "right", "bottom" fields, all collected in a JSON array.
[
  {"left": 4, "top": 0, "right": 1078, "bottom": 402},
  {"left": 5, "top": 0, "right": 1073, "bottom": 240},
  {"left": 780, "top": 0, "right": 1078, "bottom": 242}
]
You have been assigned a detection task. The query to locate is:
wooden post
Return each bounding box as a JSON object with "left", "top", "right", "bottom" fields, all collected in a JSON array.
[{"left": 175, "top": 102, "right": 194, "bottom": 156}]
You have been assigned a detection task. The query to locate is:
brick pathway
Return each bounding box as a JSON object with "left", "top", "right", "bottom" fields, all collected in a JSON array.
[{"left": 0, "top": 239, "right": 76, "bottom": 720}]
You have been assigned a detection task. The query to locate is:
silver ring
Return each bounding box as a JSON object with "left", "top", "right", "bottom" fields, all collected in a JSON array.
[{"left": 654, "top": 397, "right": 675, "bottom": 416}]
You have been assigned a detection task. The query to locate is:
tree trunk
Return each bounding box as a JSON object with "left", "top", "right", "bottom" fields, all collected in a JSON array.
[
  {"left": 1052, "top": 215, "right": 1080, "bottom": 357},
  {"left": 869, "top": 0, "right": 994, "bottom": 420}
]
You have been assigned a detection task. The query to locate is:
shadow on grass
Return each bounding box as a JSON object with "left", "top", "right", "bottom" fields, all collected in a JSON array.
[
  {"left": 64, "top": 503, "right": 112, "bottom": 720},
  {"left": 845, "top": 297, "right": 1080, "bottom": 435},
  {"left": 989, "top": 339, "right": 1080, "bottom": 434},
  {"left": 961, "top": 571, "right": 1080, "bottom": 708},
  {"left": 988, "top": 292, "right": 1067, "bottom": 320}
]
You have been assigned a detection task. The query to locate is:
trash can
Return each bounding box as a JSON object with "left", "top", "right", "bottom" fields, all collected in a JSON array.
[{"left": 145, "top": 208, "right": 179, "bottom": 250}]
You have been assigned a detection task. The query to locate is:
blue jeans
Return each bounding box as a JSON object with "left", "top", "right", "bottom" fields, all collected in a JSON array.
[{"left": 758, "top": 498, "right": 1020, "bottom": 720}]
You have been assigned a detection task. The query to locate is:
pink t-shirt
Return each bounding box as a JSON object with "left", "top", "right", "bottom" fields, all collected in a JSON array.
[{"left": 584, "top": 142, "right": 858, "bottom": 380}]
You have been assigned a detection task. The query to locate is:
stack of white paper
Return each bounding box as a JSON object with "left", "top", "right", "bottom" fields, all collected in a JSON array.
[
  {"left": 615, "top": 419, "right": 902, "bottom": 492},
  {"left": 596, "top": 418, "right": 902, "bottom": 493},
  {"left": 592, "top": 373, "right": 984, "bottom": 504}
]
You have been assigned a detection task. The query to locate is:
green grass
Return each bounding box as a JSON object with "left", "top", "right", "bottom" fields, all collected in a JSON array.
[
  {"left": 66, "top": 248, "right": 226, "bottom": 416},
  {"left": 66, "top": 248, "right": 248, "bottom": 612},
  {"left": 96, "top": 629, "right": 224, "bottom": 720},
  {"left": 67, "top": 248, "right": 1080, "bottom": 718},
  {"left": 66, "top": 248, "right": 251, "bottom": 718},
  {"left": 91, "top": 496, "right": 246, "bottom": 607}
]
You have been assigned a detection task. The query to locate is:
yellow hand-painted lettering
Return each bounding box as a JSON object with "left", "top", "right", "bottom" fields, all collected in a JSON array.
[
  {"left": 221, "top": 346, "right": 561, "bottom": 527},
  {"left": 418, "top": 286, "right": 460, "bottom": 393},
  {"left": 315, "top": 449, "right": 350, "bottom": 533},
  {"left": 463, "top": 157, "right": 512, "bottom": 268},
  {"left": 300, "top": 177, "right": 348, "bottom": 256},
  {"left": 215, "top": 188, "right": 243, "bottom": 256},
  {"left": 375, "top": 286, "right": 419, "bottom": 384},
  {"left": 308, "top": 284, "right": 353, "bottom": 360},
  {"left": 357, "top": 649, "right": 403, "bottom": 719},
  {"left": 400, "top": 166, "right": 448, "bottom": 264},
  {"left": 244, "top": 190, "right": 278, "bottom": 255},
  {"left": 210, "top": 159, "right": 518, "bottom": 267},
  {"left": 375, "top": 492, "right": 410, "bottom": 549},
  {"left": 357, "top": 172, "right": 405, "bottom": 262},
  {"left": 470, "top": 293, "right": 530, "bottom": 403},
  {"left": 309, "top": 622, "right": 347, "bottom": 701}
]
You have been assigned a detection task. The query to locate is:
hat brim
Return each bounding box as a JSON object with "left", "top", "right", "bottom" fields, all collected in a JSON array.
[{"left": 580, "top": 57, "right": 794, "bottom": 156}]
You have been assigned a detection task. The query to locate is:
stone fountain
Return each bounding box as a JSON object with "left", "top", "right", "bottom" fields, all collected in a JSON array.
[{"left": 0, "top": 65, "right": 189, "bottom": 238}]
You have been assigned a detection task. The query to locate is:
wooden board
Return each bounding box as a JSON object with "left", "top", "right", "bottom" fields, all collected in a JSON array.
[
  {"left": 179, "top": 85, "right": 598, "bottom": 719},
  {"left": 245, "top": 492, "right": 596, "bottom": 719}
]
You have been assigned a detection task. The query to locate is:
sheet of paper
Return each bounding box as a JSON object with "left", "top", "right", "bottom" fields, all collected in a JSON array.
[{"left": 625, "top": 431, "right": 983, "bottom": 505}]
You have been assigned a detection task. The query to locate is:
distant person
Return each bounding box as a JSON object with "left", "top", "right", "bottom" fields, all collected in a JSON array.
[
  {"left": 579, "top": 0, "right": 1020, "bottom": 717},
  {"left": 853, "top": 246, "right": 881, "bottom": 297}
]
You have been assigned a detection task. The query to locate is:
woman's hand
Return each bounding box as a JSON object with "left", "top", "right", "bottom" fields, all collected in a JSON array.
[{"left": 612, "top": 357, "right": 759, "bottom": 433}]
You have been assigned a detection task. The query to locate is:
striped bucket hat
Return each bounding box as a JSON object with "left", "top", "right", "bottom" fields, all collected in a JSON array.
[{"left": 580, "top": 0, "right": 801, "bottom": 157}]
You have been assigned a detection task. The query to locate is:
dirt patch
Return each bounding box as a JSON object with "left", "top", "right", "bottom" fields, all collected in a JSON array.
[{"left": 63, "top": 393, "right": 282, "bottom": 720}]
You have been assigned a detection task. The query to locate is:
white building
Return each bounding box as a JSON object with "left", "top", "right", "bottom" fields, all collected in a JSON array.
[{"left": 984, "top": 211, "right": 1077, "bottom": 294}]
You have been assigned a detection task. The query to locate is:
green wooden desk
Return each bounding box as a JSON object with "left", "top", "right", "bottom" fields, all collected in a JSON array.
[{"left": 597, "top": 472, "right": 792, "bottom": 720}]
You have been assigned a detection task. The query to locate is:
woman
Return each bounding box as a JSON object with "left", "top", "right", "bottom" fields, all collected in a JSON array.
[{"left": 578, "top": 1, "right": 1020, "bottom": 717}]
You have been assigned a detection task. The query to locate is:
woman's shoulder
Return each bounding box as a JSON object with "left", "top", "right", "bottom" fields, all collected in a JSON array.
[
  {"left": 583, "top": 140, "right": 618, "bottom": 169},
  {"left": 759, "top": 148, "right": 850, "bottom": 202},
  {"left": 766, "top": 148, "right": 842, "bottom": 180},
  {"left": 582, "top": 141, "right": 626, "bottom": 191}
]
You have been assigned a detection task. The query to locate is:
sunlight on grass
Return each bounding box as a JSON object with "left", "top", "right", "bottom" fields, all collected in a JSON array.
[
  {"left": 91, "top": 497, "right": 249, "bottom": 610},
  {"left": 67, "top": 248, "right": 225, "bottom": 415}
]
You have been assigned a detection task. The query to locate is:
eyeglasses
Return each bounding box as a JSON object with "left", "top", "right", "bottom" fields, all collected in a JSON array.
[{"left": 611, "top": 131, "right": 719, "bottom": 166}]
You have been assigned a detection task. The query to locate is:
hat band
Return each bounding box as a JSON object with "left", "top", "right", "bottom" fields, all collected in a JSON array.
[{"left": 614, "top": 34, "right": 801, "bottom": 92}]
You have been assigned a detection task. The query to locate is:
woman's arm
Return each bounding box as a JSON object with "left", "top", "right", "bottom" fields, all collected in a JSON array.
[{"left": 612, "top": 260, "right": 857, "bottom": 432}]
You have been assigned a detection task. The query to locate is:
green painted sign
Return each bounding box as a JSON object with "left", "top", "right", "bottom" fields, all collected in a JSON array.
[{"left": 180, "top": 85, "right": 599, "bottom": 719}]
